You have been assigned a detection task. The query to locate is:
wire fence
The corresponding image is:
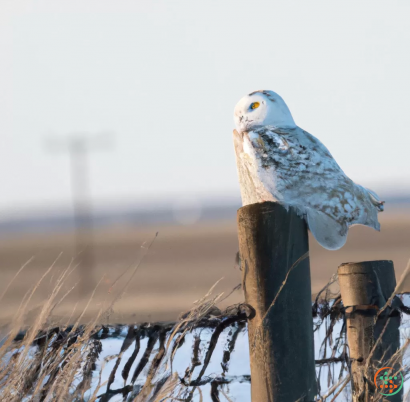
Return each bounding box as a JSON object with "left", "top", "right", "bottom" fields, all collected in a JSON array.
[{"left": 2, "top": 272, "right": 410, "bottom": 401}]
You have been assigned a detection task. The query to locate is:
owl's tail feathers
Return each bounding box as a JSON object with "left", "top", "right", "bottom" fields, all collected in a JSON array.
[
  {"left": 306, "top": 209, "right": 348, "bottom": 250},
  {"left": 366, "top": 187, "right": 385, "bottom": 212}
]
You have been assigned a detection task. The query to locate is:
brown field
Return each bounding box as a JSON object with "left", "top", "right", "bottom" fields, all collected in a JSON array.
[{"left": 0, "top": 206, "right": 409, "bottom": 326}]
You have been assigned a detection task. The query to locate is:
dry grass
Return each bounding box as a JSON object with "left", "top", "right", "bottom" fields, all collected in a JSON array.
[
  {"left": 0, "top": 247, "right": 246, "bottom": 401},
  {"left": 0, "top": 235, "right": 162, "bottom": 401},
  {"left": 1, "top": 208, "right": 409, "bottom": 325},
  {"left": 0, "top": 256, "right": 106, "bottom": 401},
  {"left": 1, "top": 241, "right": 410, "bottom": 401}
]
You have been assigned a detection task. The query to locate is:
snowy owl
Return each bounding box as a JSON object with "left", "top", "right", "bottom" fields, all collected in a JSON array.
[{"left": 233, "top": 90, "right": 384, "bottom": 250}]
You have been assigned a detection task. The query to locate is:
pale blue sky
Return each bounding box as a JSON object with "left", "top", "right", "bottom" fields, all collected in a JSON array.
[{"left": 1, "top": 0, "right": 409, "bottom": 215}]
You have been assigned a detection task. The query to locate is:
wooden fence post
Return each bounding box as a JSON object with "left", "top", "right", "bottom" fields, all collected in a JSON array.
[
  {"left": 237, "top": 201, "right": 317, "bottom": 402},
  {"left": 338, "top": 260, "right": 402, "bottom": 402}
]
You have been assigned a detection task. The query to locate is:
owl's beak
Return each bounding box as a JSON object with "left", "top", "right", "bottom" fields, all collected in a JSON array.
[
  {"left": 234, "top": 114, "right": 245, "bottom": 133},
  {"left": 235, "top": 112, "right": 253, "bottom": 133},
  {"left": 238, "top": 115, "right": 248, "bottom": 131},
  {"left": 238, "top": 116, "right": 253, "bottom": 132}
]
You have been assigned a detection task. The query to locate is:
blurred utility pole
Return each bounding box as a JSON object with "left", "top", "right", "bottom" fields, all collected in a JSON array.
[{"left": 46, "top": 133, "right": 113, "bottom": 296}]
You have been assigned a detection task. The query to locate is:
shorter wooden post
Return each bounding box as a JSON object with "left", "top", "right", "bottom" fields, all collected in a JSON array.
[
  {"left": 338, "top": 261, "right": 402, "bottom": 402},
  {"left": 237, "top": 202, "right": 316, "bottom": 402}
]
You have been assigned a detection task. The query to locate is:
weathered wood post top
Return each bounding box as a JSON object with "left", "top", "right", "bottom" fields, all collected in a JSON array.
[
  {"left": 338, "top": 260, "right": 402, "bottom": 402},
  {"left": 237, "top": 202, "right": 317, "bottom": 402}
]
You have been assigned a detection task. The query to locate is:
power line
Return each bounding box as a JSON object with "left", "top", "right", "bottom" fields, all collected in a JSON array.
[{"left": 46, "top": 132, "right": 113, "bottom": 296}]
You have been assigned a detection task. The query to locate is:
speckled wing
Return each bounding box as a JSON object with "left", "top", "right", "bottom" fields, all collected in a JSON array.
[{"left": 233, "top": 126, "right": 383, "bottom": 250}]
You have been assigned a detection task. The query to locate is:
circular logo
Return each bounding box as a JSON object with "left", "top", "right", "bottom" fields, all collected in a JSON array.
[{"left": 374, "top": 367, "right": 403, "bottom": 396}]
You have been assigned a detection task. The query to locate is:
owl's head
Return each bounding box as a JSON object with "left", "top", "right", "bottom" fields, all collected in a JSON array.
[{"left": 233, "top": 90, "right": 296, "bottom": 133}]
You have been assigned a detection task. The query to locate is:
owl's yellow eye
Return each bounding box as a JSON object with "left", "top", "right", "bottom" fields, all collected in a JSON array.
[{"left": 250, "top": 102, "right": 260, "bottom": 110}]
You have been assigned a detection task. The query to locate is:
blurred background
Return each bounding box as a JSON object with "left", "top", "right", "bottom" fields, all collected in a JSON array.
[{"left": 0, "top": 0, "right": 409, "bottom": 325}]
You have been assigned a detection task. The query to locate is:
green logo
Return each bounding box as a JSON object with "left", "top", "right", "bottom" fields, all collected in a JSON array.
[{"left": 374, "top": 367, "right": 403, "bottom": 396}]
